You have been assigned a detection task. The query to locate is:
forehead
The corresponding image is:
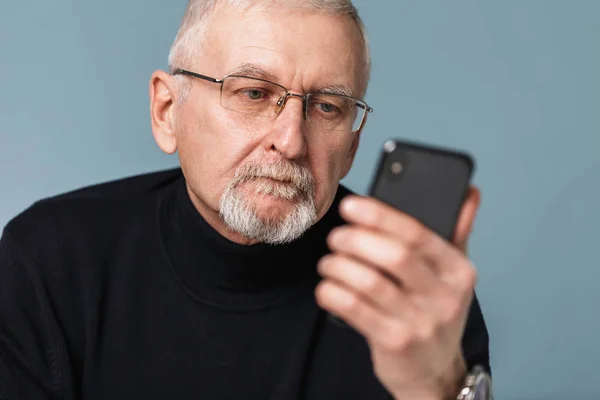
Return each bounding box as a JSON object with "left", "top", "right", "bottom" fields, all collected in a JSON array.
[{"left": 200, "top": 4, "right": 366, "bottom": 95}]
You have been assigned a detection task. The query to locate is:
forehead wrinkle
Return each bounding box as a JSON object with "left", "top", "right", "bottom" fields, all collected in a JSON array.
[
  {"left": 210, "top": 10, "right": 362, "bottom": 97},
  {"left": 226, "top": 62, "right": 355, "bottom": 98}
]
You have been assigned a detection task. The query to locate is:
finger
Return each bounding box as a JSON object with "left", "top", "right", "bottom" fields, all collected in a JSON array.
[
  {"left": 441, "top": 258, "right": 478, "bottom": 296},
  {"left": 327, "top": 226, "right": 439, "bottom": 292},
  {"left": 339, "top": 195, "right": 440, "bottom": 247},
  {"left": 317, "top": 254, "right": 411, "bottom": 317},
  {"left": 452, "top": 185, "right": 481, "bottom": 253},
  {"left": 338, "top": 196, "right": 465, "bottom": 273},
  {"left": 315, "top": 279, "right": 405, "bottom": 343}
]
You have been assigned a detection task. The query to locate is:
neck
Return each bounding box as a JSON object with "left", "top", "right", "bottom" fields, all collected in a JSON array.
[{"left": 161, "top": 175, "right": 335, "bottom": 308}]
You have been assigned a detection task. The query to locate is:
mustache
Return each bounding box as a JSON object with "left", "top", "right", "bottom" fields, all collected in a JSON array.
[{"left": 231, "top": 160, "right": 315, "bottom": 195}]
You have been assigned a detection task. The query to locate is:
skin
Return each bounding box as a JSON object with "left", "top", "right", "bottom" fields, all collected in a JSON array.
[
  {"left": 315, "top": 189, "right": 481, "bottom": 399},
  {"left": 150, "top": 3, "right": 482, "bottom": 399},
  {"left": 150, "top": 5, "right": 365, "bottom": 245}
]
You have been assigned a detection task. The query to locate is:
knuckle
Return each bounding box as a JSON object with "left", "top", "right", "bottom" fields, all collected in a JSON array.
[
  {"left": 387, "top": 338, "right": 410, "bottom": 353},
  {"left": 339, "top": 293, "right": 360, "bottom": 314},
  {"left": 362, "top": 273, "right": 385, "bottom": 295},
  {"left": 369, "top": 202, "right": 386, "bottom": 227},
  {"left": 388, "top": 246, "right": 409, "bottom": 268},
  {"left": 407, "top": 224, "right": 429, "bottom": 248},
  {"left": 381, "top": 328, "right": 411, "bottom": 352},
  {"left": 460, "top": 261, "right": 478, "bottom": 289},
  {"left": 416, "top": 320, "right": 438, "bottom": 342},
  {"left": 441, "top": 299, "right": 463, "bottom": 324},
  {"left": 328, "top": 255, "right": 346, "bottom": 271}
]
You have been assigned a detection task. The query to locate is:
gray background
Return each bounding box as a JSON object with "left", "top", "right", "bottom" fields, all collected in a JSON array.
[{"left": 1, "top": 1, "right": 599, "bottom": 399}]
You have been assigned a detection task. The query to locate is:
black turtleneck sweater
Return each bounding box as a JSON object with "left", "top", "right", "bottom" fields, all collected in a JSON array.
[{"left": 0, "top": 169, "right": 490, "bottom": 400}]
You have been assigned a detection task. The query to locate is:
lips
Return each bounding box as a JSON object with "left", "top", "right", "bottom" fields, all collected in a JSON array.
[
  {"left": 250, "top": 177, "right": 295, "bottom": 189},
  {"left": 228, "top": 161, "right": 316, "bottom": 200},
  {"left": 252, "top": 175, "right": 294, "bottom": 185},
  {"left": 243, "top": 176, "right": 301, "bottom": 200}
]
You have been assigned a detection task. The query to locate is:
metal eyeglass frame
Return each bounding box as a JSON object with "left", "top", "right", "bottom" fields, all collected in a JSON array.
[{"left": 172, "top": 68, "right": 373, "bottom": 133}]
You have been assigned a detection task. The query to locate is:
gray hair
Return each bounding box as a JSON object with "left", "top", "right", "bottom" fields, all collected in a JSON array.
[{"left": 168, "top": 0, "right": 371, "bottom": 100}]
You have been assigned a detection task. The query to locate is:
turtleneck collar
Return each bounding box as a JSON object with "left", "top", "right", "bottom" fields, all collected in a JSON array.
[{"left": 159, "top": 175, "right": 348, "bottom": 310}]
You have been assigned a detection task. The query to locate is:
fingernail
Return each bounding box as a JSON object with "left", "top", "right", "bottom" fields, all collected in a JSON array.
[
  {"left": 329, "top": 229, "right": 346, "bottom": 248},
  {"left": 340, "top": 197, "right": 360, "bottom": 214},
  {"left": 317, "top": 257, "right": 328, "bottom": 275},
  {"left": 330, "top": 285, "right": 354, "bottom": 307}
]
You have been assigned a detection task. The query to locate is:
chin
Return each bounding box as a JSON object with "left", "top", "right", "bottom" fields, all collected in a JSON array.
[
  {"left": 251, "top": 195, "right": 299, "bottom": 220},
  {"left": 219, "top": 176, "right": 318, "bottom": 244}
]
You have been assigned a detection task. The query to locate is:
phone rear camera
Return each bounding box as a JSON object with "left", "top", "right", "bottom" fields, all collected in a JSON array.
[{"left": 390, "top": 162, "right": 403, "bottom": 175}]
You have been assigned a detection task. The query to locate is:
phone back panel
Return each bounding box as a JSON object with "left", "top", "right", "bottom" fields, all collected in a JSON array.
[{"left": 368, "top": 140, "right": 474, "bottom": 241}]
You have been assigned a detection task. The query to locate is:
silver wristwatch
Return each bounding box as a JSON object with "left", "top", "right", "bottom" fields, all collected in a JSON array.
[{"left": 456, "top": 365, "right": 492, "bottom": 400}]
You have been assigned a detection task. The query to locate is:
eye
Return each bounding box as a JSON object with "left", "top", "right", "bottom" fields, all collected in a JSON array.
[
  {"left": 316, "top": 102, "right": 339, "bottom": 113},
  {"left": 241, "top": 89, "right": 266, "bottom": 100}
]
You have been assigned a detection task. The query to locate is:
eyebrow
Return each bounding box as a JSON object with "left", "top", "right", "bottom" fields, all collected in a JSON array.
[
  {"left": 227, "top": 63, "right": 279, "bottom": 82},
  {"left": 227, "top": 62, "right": 356, "bottom": 98},
  {"left": 311, "top": 84, "right": 354, "bottom": 98}
]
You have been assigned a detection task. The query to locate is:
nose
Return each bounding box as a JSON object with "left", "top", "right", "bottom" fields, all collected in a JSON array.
[
  {"left": 265, "top": 94, "right": 308, "bottom": 160},
  {"left": 276, "top": 93, "right": 307, "bottom": 119}
]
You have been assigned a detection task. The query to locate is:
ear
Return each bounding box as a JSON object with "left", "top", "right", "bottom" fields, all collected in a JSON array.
[
  {"left": 453, "top": 185, "right": 481, "bottom": 254},
  {"left": 339, "top": 128, "right": 363, "bottom": 179},
  {"left": 150, "top": 70, "right": 179, "bottom": 154}
]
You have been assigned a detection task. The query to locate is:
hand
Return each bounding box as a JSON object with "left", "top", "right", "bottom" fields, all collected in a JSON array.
[{"left": 315, "top": 187, "right": 481, "bottom": 400}]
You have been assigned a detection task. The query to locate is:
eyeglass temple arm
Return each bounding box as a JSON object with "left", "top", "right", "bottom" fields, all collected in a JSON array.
[
  {"left": 172, "top": 69, "right": 222, "bottom": 84},
  {"left": 357, "top": 103, "right": 374, "bottom": 113}
]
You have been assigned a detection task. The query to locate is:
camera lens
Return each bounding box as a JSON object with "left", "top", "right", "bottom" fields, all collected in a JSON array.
[{"left": 390, "top": 162, "right": 403, "bottom": 175}]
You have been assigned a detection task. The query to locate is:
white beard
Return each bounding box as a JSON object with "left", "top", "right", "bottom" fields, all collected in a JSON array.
[{"left": 218, "top": 160, "right": 317, "bottom": 244}]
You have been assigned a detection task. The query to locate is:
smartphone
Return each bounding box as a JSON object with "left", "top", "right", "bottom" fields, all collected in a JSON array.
[
  {"left": 327, "top": 139, "right": 475, "bottom": 328},
  {"left": 368, "top": 139, "right": 475, "bottom": 241}
]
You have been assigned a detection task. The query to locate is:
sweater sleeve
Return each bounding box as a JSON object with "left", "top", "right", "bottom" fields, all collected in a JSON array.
[
  {"left": 0, "top": 229, "right": 73, "bottom": 400},
  {"left": 461, "top": 293, "right": 492, "bottom": 376}
]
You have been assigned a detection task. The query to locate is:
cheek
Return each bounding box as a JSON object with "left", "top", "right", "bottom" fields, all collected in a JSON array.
[
  {"left": 310, "top": 138, "right": 354, "bottom": 211},
  {"left": 175, "top": 103, "right": 258, "bottom": 207},
  {"left": 176, "top": 125, "right": 224, "bottom": 208},
  {"left": 319, "top": 137, "right": 354, "bottom": 180}
]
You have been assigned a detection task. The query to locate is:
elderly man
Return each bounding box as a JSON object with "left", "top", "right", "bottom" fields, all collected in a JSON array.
[{"left": 0, "top": 1, "right": 491, "bottom": 399}]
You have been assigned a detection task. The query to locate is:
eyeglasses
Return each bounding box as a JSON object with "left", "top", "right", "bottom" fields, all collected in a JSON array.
[{"left": 172, "top": 69, "right": 373, "bottom": 133}]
